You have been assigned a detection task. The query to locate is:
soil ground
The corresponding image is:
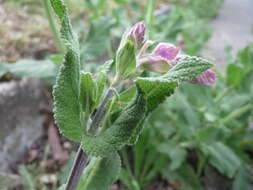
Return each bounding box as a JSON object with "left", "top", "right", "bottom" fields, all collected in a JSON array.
[{"left": 202, "top": 0, "right": 253, "bottom": 67}]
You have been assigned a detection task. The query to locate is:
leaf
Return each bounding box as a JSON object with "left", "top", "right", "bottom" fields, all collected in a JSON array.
[
  {"left": 201, "top": 142, "right": 241, "bottom": 178},
  {"left": 53, "top": 51, "right": 83, "bottom": 142},
  {"left": 119, "top": 169, "right": 141, "bottom": 190},
  {"left": 110, "top": 86, "right": 136, "bottom": 116},
  {"left": 163, "top": 56, "right": 213, "bottom": 83},
  {"left": 127, "top": 119, "right": 146, "bottom": 145},
  {"left": 136, "top": 78, "right": 177, "bottom": 112},
  {"left": 19, "top": 165, "right": 35, "bottom": 190},
  {"left": 226, "top": 44, "right": 253, "bottom": 88},
  {"left": 157, "top": 142, "right": 187, "bottom": 170},
  {"left": 136, "top": 56, "right": 213, "bottom": 112},
  {"left": 232, "top": 167, "right": 252, "bottom": 190},
  {"left": 80, "top": 72, "right": 97, "bottom": 114},
  {"left": 128, "top": 56, "right": 212, "bottom": 144},
  {"left": 81, "top": 17, "right": 115, "bottom": 62},
  {"left": 82, "top": 85, "right": 146, "bottom": 157},
  {"left": 77, "top": 152, "right": 121, "bottom": 190},
  {"left": 50, "top": 0, "right": 79, "bottom": 51},
  {"left": 226, "top": 63, "right": 244, "bottom": 87},
  {"left": 51, "top": 0, "right": 83, "bottom": 142},
  {"left": 162, "top": 164, "right": 202, "bottom": 190},
  {"left": 237, "top": 44, "right": 253, "bottom": 71},
  {"left": 0, "top": 60, "right": 58, "bottom": 84}
]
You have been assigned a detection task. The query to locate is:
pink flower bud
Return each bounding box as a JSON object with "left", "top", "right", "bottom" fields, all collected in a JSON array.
[
  {"left": 153, "top": 43, "right": 180, "bottom": 60},
  {"left": 191, "top": 69, "right": 217, "bottom": 86},
  {"left": 128, "top": 22, "right": 146, "bottom": 48},
  {"left": 138, "top": 55, "right": 173, "bottom": 73}
]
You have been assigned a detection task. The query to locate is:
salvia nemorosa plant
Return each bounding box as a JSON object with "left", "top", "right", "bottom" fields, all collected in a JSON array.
[{"left": 50, "top": 0, "right": 216, "bottom": 189}]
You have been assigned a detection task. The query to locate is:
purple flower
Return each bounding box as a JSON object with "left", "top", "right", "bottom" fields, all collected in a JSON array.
[
  {"left": 191, "top": 69, "right": 217, "bottom": 86},
  {"left": 138, "top": 55, "right": 173, "bottom": 73},
  {"left": 137, "top": 42, "right": 180, "bottom": 73},
  {"left": 128, "top": 22, "right": 146, "bottom": 48},
  {"left": 139, "top": 42, "right": 217, "bottom": 85},
  {"left": 152, "top": 43, "right": 216, "bottom": 85},
  {"left": 137, "top": 43, "right": 179, "bottom": 73},
  {"left": 153, "top": 43, "right": 180, "bottom": 60}
]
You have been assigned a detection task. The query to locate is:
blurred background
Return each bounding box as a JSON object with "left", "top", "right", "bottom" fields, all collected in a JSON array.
[{"left": 0, "top": 0, "right": 253, "bottom": 189}]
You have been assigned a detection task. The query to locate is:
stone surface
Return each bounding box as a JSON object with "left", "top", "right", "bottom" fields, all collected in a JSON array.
[
  {"left": 0, "top": 78, "right": 48, "bottom": 172},
  {"left": 202, "top": 0, "right": 253, "bottom": 67}
]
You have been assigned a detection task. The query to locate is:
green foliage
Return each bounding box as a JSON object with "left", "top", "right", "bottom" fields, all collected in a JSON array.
[
  {"left": 19, "top": 165, "right": 36, "bottom": 190},
  {"left": 136, "top": 56, "right": 213, "bottom": 112},
  {"left": 82, "top": 86, "right": 146, "bottom": 157},
  {"left": 162, "top": 164, "right": 202, "bottom": 190},
  {"left": 0, "top": 59, "right": 59, "bottom": 84},
  {"left": 80, "top": 17, "right": 115, "bottom": 62},
  {"left": 1, "top": 0, "right": 233, "bottom": 190},
  {"left": 51, "top": 0, "right": 83, "bottom": 142},
  {"left": 120, "top": 129, "right": 167, "bottom": 190},
  {"left": 157, "top": 142, "right": 187, "bottom": 171},
  {"left": 201, "top": 142, "right": 242, "bottom": 178},
  {"left": 154, "top": 6, "right": 211, "bottom": 55},
  {"left": 53, "top": 50, "right": 83, "bottom": 142},
  {"left": 116, "top": 40, "right": 136, "bottom": 79},
  {"left": 188, "top": 0, "right": 224, "bottom": 19},
  {"left": 80, "top": 72, "right": 97, "bottom": 114},
  {"left": 121, "top": 44, "right": 253, "bottom": 189},
  {"left": 227, "top": 44, "right": 253, "bottom": 89},
  {"left": 232, "top": 167, "right": 252, "bottom": 190},
  {"left": 77, "top": 152, "right": 121, "bottom": 190}
]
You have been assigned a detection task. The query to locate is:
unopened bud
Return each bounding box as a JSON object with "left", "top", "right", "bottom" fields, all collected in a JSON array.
[
  {"left": 127, "top": 21, "right": 146, "bottom": 48},
  {"left": 115, "top": 40, "right": 136, "bottom": 79}
]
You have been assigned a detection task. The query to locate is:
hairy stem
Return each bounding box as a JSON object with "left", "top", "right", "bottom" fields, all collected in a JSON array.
[
  {"left": 65, "top": 87, "right": 115, "bottom": 190},
  {"left": 42, "top": 0, "right": 65, "bottom": 53},
  {"left": 66, "top": 147, "right": 89, "bottom": 190},
  {"left": 88, "top": 88, "right": 114, "bottom": 135}
]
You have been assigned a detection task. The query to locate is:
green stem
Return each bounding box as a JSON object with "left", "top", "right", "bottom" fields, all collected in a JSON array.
[
  {"left": 42, "top": 0, "right": 65, "bottom": 53},
  {"left": 87, "top": 88, "right": 114, "bottom": 135},
  {"left": 145, "top": 0, "right": 154, "bottom": 39},
  {"left": 66, "top": 83, "right": 118, "bottom": 190}
]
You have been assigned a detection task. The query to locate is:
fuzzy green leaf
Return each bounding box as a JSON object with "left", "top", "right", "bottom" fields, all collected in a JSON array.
[
  {"left": 51, "top": 0, "right": 83, "bottom": 142},
  {"left": 136, "top": 79, "right": 177, "bottom": 112},
  {"left": 201, "top": 142, "right": 241, "bottom": 178},
  {"left": 82, "top": 85, "right": 146, "bottom": 157},
  {"left": 136, "top": 56, "right": 213, "bottom": 112},
  {"left": 80, "top": 72, "right": 97, "bottom": 114},
  {"left": 130, "top": 56, "right": 213, "bottom": 144},
  {"left": 165, "top": 56, "right": 213, "bottom": 82},
  {"left": 53, "top": 51, "right": 83, "bottom": 141},
  {"left": 77, "top": 152, "right": 121, "bottom": 190},
  {"left": 50, "top": 0, "right": 78, "bottom": 51}
]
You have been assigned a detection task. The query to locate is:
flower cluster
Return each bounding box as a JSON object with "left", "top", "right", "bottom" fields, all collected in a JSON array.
[{"left": 127, "top": 22, "right": 217, "bottom": 86}]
